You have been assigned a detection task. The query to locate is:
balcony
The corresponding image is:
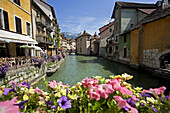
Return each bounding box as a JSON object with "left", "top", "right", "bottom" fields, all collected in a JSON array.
[
  {"left": 36, "top": 35, "right": 53, "bottom": 44},
  {"left": 36, "top": 16, "right": 46, "bottom": 28},
  {"left": 46, "top": 25, "right": 53, "bottom": 32}
]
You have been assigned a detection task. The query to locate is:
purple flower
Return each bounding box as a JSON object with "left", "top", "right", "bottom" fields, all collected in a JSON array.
[
  {"left": 126, "top": 98, "right": 136, "bottom": 108},
  {"left": 45, "top": 100, "right": 53, "bottom": 108},
  {"left": 141, "top": 93, "right": 152, "bottom": 98},
  {"left": 3, "top": 85, "right": 16, "bottom": 95},
  {"left": 122, "top": 106, "right": 130, "bottom": 112},
  {"left": 159, "top": 96, "right": 169, "bottom": 102},
  {"left": 152, "top": 107, "right": 158, "bottom": 112},
  {"left": 3, "top": 88, "right": 11, "bottom": 95},
  {"left": 51, "top": 105, "right": 56, "bottom": 109},
  {"left": 15, "top": 100, "right": 29, "bottom": 110},
  {"left": 58, "top": 95, "right": 71, "bottom": 110},
  {"left": 140, "top": 103, "right": 144, "bottom": 106},
  {"left": 22, "top": 81, "right": 30, "bottom": 89}
]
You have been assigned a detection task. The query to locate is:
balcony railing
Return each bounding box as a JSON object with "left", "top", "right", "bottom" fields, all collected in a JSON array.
[
  {"left": 46, "top": 25, "right": 53, "bottom": 32},
  {"left": 36, "top": 16, "right": 46, "bottom": 28},
  {"left": 36, "top": 35, "right": 53, "bottom": 44}
]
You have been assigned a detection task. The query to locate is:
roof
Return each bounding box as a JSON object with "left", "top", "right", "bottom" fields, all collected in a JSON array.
[
  {"left": 75, "top": 30, "right": 91, "bottom": 40},
  {"left": 111, "top": 2, "right": 157, "bottom": 18},
  {"left": 34, "top": 0, "right": 55, "bottom": 20},
  {"left": 137, "top": 8, "right": 156, "bottom": 14},
  {"left": 99, "top": 22, "right": 114, "bottom": 35},
  {"left": 130, "top": 7, "right": 170, "bottom": 31}
]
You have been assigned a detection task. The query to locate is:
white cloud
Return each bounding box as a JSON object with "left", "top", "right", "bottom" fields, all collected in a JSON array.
[{"left": 60, "top": 16, "right": 110, "bottom": 35}]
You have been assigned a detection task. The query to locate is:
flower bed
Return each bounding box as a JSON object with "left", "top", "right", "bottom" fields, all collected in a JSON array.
[
  {"left": 33, "top": 57, "right": 44, "bottom": 65},
  {"left": 51, "top": 56, "right": 57, "bottom": 62},
  {"left": 0, "top": 73, "right": 169, "bottom": 113}
]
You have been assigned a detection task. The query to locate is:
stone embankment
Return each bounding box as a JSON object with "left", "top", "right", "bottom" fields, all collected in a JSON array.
[{"left": 0, "top": 59, "right": 65, "bottom": 86}]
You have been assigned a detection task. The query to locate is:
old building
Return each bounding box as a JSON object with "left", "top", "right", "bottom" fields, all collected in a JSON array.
[
  {"left": 130, "top": 4, "right": 170, "bottom": 69},
  {"left": 90, "top": 32, "right": 100, "bottom": 55},
  {"left": 0, "top": 0, "right": 37, "bottom": 57},
  {"left": 99, "top": 22, "right": 114, "bottom": 58},
  {"left": 31, "top": 0, "right": 58, "bottom": 56},
  {"left": 111, "top": 2, "right": 157, "bottom": 63},
  {"left": 75, "top": 30, "right": 91, "bottom": 55}
]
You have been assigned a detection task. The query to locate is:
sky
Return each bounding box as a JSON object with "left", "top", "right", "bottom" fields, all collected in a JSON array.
[{"left": 47, "top": 0, "right": 158, "bottom": 35}]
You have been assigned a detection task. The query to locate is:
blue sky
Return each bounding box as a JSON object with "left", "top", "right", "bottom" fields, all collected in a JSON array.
[{"left": 47, "top": 0, "right": 157, "bottom": 34}]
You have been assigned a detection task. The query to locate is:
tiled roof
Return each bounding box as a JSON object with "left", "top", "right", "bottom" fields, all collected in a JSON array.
[
  {"left": 111, "top": 2, "right": 157, "bottom": 18},
  {"left": 99, "top": 22, "right": 114, "bottom": 35},
  {"left": 138, "top": 8, "right": 156, "bottom": 14},
  {"left": 130, "top": 7, "right": 170, "bottom": 31},
  {"left": 75, "top": 30, "right": 91, "bottom": 40}
]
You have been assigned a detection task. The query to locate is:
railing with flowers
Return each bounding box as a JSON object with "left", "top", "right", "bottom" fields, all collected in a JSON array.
[
  {"left": 33, "top": 57, "right": 44, "bottom": 66},
  {"left": 0, "top": 73, "right": 169, "bottom": 113},
  {"left": 0, "top": 58, "right": 9, "bottom": 76}
]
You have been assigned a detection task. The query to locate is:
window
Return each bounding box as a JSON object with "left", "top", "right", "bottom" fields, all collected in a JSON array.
[
  {"left": 131, "top": 24, "right": 134, "bottom": 28},
  {"left": 124, "top": 34, "right": 127, "bottom": 43},
  {"left": 36, "top": 11, "right": 38, "bottom": 17},
  {"left": 15, "top": 16, "right": 22, "bottom": 34},
  {"left": 0, "top": 9, "right": 2, "bottom": 29},
  {"left": 80, "top": 47, "right": 82, "bottom": 53},
  {"left": 116, "top": 22, "right": 118, "bottom": 32},
  {"left": 110, "top": 28, "right": 112, "bottom": 32},
  {"left": 14, "top": 0, "right": 20, "bottom": 6},
  {"left": 26, "top": 22, "right": 30, "bottom": 36},
  {"left": 123, "top": 48, "right": 127, "bottom": 58},
  {"left": 38, "top": 27, "right": 41, "bottom": 34},
  {"left": 115, "top": 35, "right": 118, "bottom": 42},
  {"left": 3, "top": 10, "right": 9, "bottom": 31}
]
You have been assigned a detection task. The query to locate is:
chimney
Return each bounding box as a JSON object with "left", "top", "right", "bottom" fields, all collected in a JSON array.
[
  {"left": 162, "top": 0, "right": 170, "bottom": 9},
  {"left": 83, "top": 30, "right": 86, "bottom": 34},
  {"left": 156, "top": 0, "right": 162, "bottom": 7}
]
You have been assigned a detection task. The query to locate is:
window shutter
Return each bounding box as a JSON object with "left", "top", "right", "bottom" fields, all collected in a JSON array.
[{"left": 0, "top": 10, "right": 2, "bottom": 29}]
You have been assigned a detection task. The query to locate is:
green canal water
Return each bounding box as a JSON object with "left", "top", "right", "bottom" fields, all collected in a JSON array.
[{"left": 35, "top": 55, "right": 169, "bottom": 92}]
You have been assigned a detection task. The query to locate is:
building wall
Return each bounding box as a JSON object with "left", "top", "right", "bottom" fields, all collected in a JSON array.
[
  {"left": 130, "top": 16, "right": 170, "bottom": 68},
  {"left": 0, "top": 0, "right": 31, "bottom": 35},
  {"left": 99, "top": 24, "right": 114, "bottom": 57},
  {"left": 121, "top": 9, "right": 137, "bottom": 33},
  {"left": 141, "top": 16, "right": 170, "bottom": 68},
  {"left": 119, "top": 33, "right": 131, "bottom": 62},
  {"left": 130, "top": 29, "right": 139, "bottom": 67}
]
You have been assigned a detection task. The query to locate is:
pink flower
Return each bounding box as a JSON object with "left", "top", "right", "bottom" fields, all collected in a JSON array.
[
  {"left": 0, "top": 97, "right": 19, "bottom": 113},
  {"left": 142, "top": 86, "right": 166, "bottom": 95},
  {"left": 34, "top": 87, "right": 42, "bottom": 94},
  {"left": 49, "top": 80, "right": 58, "bottom": 88},
  {"left": 81, "top": 77, "right": 98, "bottom": 88},
  {"left": 88, "top": 86, "right": 100, "bottom": 100},
  {"left": 97, "top": 84, "right": 114, "bottom": 99},
  {"left": 114, "top": 96, "right": 138, "bottom": 113},
  {"left": 107, "top": 78, "right": 139, "bottom": 101},
  {"left": 9, "top": 80, "right": 18, "bottom": 85}
]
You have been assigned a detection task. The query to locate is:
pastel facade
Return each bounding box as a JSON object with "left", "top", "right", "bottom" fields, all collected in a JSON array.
[
  {"left": 0, "top": 0, "right": 37, "bottom": 57},
  {"left": 130, "top": 7, "right": 170, "bottom": 69}
]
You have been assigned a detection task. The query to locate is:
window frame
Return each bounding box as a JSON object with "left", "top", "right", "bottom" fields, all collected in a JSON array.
[
  {"left": 14, "top": 15, "right": 22, "bottom": 34},
  {"left": 26, "top": 21, "right": 31, "bottom": 36}
]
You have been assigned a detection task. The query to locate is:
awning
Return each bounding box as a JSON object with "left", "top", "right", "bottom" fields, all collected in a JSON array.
[
  {"left": 49, "top": 45, "right": 54, "bottom": 49},
  {"left": 33, "top": 46, "right": 43, "bottom": 51},
  {"left": 20, "top": 45, "right": 35, "bottom": 49},
  {"left": 0, "top": 29, "right": 38, "bottom": 44}
]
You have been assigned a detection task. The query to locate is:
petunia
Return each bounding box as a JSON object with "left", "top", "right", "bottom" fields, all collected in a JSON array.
[
  {"left": 14, "top": 100, "right": 29, "bottom": 110},
  {"left": 34, "top": 87, "right": 42, "bottom": 94},
  {"left": 114, "top": 96, "right": 138, "bottom": 113},
  {"left": 51, "top": 105, "right": 56, "bottom": 109},
  {"left": 97, "top": 84, "right": 114, "bottom": 99},
  {"left": 9, "top": 80, "right": 18, "bottom": 85},
  {"left": 88, "top": 86, "right": 100, "bottom": 100},
  {"left": 44, "top": 100, "right": 53, "bottom": 108},
  {"left": 22, "top": 81, "right": 30, "bottom": 89},
  {"left": 81, "top": 77, "right": 98, "bottom": 88},
  {"left": 142, "top": 86, "right": 166, "bottom": 96},
  {"left": 48, "top": 80, "right": 57, "bottom": 88},
  {"left": 58, "top": 95, "right": 71, "bottom": 110},
  {"left": 0, "top": 97, "right": 19, "bottom": 113},
  {"left": 3, "top": 88, "right": 11, "bottom": 95},
  {"left": 126, "top": 98, "right": 136, "bottom": 108}
]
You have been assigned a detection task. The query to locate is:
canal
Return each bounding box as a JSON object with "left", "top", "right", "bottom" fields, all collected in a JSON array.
[{"left": 36, "top": 55, "right": 170, "bottom": 93}]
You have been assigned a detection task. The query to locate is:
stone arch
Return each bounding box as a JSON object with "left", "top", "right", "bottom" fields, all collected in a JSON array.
[{"left": 155, "top": 49, "right": 170, "bottom": 68}]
